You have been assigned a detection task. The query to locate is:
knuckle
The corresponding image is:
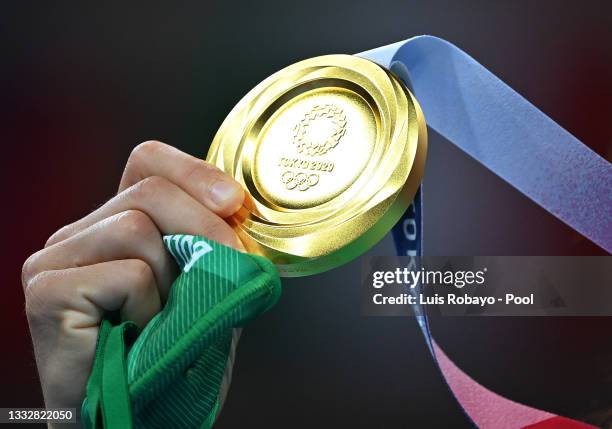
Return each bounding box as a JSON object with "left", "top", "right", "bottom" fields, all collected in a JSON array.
[
  {"left": 24, "top": 272, "right": 55, "bottom": 318},
  {"left": 130, "top": 175, "right": 170, "bottom": 201},
  {"left": 126, "top": 260, "right": 155, "bottom": 290},
  {"left": 130, "top": 140, "right": 165, "bottom": 162},
  {"left": 22, "top": 252, "right": 43, "bottom": 288},
  {"left": 123, "top": 141, "right": 167, "bottom": 184},
  {"left": 115, "top": 210, "right": 157, "bottom": 240}
]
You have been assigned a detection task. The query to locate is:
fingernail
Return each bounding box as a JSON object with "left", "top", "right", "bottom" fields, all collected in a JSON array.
[{"left": 210, "top": 179, "right": 242, "bottom": 208}]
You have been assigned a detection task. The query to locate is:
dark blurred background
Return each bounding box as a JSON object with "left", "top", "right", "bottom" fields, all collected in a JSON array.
[{"left": 2, "top": 1, "right": 611, "bottom": 428}]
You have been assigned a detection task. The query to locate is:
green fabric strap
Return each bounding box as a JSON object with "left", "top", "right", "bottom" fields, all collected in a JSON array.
[
  {"left": 81, "top": 235, "right": 282, "bottom": 428},
  {"left": 84, "top": 319, "right": 138, "bottom": 429}
]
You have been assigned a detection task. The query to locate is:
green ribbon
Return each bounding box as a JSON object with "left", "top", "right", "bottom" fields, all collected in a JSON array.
[
  {"left": 82, "top": 319, "right": 139, "bottom": 429},
  {"left": 81, "top": 235, "right": 281, "bottom": 428}
]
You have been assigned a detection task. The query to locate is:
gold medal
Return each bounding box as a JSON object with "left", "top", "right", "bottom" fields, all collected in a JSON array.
[{"left": 207, "top": 55, "right": 427, "bottom": 276}]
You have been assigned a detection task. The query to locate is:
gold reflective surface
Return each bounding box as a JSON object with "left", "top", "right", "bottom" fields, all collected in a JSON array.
[{"left": 207, "top": 55, "right": 427, "bottom": 277}]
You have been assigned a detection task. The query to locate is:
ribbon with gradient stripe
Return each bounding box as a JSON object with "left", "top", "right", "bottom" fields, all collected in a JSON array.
[{"left": 359, "top": 36, "right": 611, "bottom": 428}]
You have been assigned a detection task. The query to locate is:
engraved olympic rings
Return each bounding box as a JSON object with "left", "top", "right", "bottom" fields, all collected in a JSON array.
[{"left": 281, "top": 170, "right": 320, "bottom": 191}]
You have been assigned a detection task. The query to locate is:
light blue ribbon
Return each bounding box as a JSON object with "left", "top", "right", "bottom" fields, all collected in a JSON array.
[
  {"left": 358, "top": 36, "right": 610, "bottom": 427},
  {"left": 359, "top": 35, "right": 611, "bottom": 253}
]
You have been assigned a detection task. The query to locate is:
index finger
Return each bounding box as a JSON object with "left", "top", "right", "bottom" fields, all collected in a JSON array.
[{"left": 120, "top": 140, "right": 244, "bottom": 218}]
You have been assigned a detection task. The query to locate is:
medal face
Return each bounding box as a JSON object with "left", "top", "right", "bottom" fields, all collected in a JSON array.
[{"left": 207, "top": 55, "right": 427, "bottom": 277}]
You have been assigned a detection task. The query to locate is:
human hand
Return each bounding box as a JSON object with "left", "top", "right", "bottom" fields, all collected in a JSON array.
[{"left": 21, "top": 141, "right": 244, "bottom": 420}]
